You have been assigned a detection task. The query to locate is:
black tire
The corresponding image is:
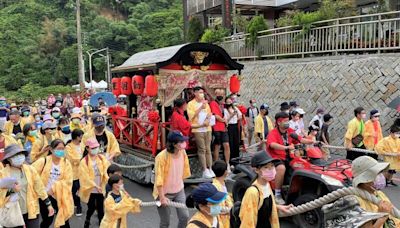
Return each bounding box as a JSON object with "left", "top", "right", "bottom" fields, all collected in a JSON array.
[
  {"left": 232, "top": 176, "right": 252, "bottom": 202},
  {"left": 293, "top": 193, "right": 324, "bottom": 228}
]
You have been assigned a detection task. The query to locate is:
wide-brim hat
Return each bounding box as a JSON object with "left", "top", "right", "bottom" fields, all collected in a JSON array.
[
  {"left": 352, "top": 156, "right": 389, "bottom": 187},
  {"left": 2, "top": 144, "right": 28, "bottom": 161},
  {"left": 70, "top": 113, "right": 82, "bottom": 120},
  {"left": 41, "top": 122, "right": 57, "bottom": 130},
  {"left": 251, "top": 151, "right": 278, "bottom": 168},
  {"left": 322, "top": 195, "right": 387, "bottom": 228}
]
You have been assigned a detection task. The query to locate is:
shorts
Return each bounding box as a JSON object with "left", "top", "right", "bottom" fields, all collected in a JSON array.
[
  {"left": 213, "top": 131, "right": 229, "bottom": 145},
  {"left": 273, "top": 159, "right": 285, "bottom": 167}
]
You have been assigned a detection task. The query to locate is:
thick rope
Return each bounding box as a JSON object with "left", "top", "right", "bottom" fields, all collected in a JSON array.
[
  {"left": 138, "top": 187, "right": 400, "bottom": 219},
  {"left": 111, "top": 161, "right": 154, "bottom": 169},
  {"left": 323, "top": 145, "right": 399, "bottom": 157}
]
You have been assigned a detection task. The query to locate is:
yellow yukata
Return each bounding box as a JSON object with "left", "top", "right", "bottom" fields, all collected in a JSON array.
[
  {"left": 212, "top": 179, "right": 233, "bottom": 228},
  {"left": 375, "top": 136, "right": 400, "bottom": 171},
  {"left": 152, "top": 149, "right": 191, "bottom": 199},
  {"left": 100, "top": 191, "right": 142, "bottom": 228},
  {"left": 21, "top": 116, "right": 35, "bottom": 125},
  {"left": 239, "top": 181, "right": 279, "bottom": 228},
  {"left": 356, "top": 190, "right": 400, "bottom": 227},
  {"left": 30, "top": 135, "right": 59, "bottom": 162},
  {"left": 79, "top": 154, "right": 110, "bottom": 203},
  {"left": 32, "top": 156, "right": 74, "bottom": 227},
  {"left": 0, "top": 164, "right": 48, "bottom": 219},
  {"left": 70, "top": 122, "right": 85, "bottom": 131},
  {"left": 344, "top": 117, "right": 365, "bottom": 147},
  {"left": 363, "top": 120, "right": 383, "bottom": 150},
  {"left": 65, "top": 143, "right": 83, "bottom": 180},
  {"left": 4, "top": 120, "right": 27, "bottom": 136},
  {"left": 187, "top": 211, "right": 224, "bottom": 228},
  {"left": 254, "top": 114, "right": 274, "bottom": 140},
  {"left": 187, "top": 100, "right": 212, "bottom": 133},
  {"left": 81, "top": 129, "right": 121, "bottom": 159}
]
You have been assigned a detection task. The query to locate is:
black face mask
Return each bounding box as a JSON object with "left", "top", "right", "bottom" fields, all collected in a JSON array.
[
  {"left": 216, "top": 96, "right": 224, "bottom": 102},
  {"left": 95, "top": 126, "right": 105, "bottom": 134},
  {"left": 225, "top": 104, "right": 232, "bottom": 108}
]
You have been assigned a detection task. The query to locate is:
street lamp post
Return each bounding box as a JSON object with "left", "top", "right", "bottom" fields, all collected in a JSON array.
[{"left": 86, "top": 48, "right": 109, "bottom": 88}]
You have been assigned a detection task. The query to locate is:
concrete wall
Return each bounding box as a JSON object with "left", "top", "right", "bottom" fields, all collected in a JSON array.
[{"left": 238, "top": 54, "right": 400, "bottom": 147}]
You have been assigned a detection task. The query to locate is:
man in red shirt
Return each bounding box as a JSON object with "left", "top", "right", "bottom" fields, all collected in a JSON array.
[
  {"left": 209, "top": 89, "right": 230, "bottom": 170},
  {"left": 170, "top": 98, "right": 191, "bottom": 143},
  {"left": 267, "top": 112, "right": 316, "bottom": 204}
]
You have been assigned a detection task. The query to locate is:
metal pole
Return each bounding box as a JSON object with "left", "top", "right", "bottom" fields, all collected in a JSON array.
[
  {"left": 106, "top": 48, "right": 111, "bottom": 90},
  {"left": 76, "top": 0, "right": 85, "bottom": 91},
  {"left": 87, "top": 51, "right": 93, "bottom": 87}
]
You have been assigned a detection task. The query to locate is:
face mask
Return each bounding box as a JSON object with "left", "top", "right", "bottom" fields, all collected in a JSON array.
[
  {"left": 90, "top": 148, "right": 100, "bottom": 155},
  {"left": 54, "top": 150, "right": 65, "bottom": 158},
  {"left": 280, "top": 122, "right": 290, "bottom": 130},
  {"left": 284, "top": 110, "right": 290, "bottom": 114},
  {"left": 29, "top": 130, "right": 38, "bottom": 137},
  {"left": 253, "top": 103, "right": 257, "bottom": 107},
  {"left": 209, "top": 205, "right": 222, "bottom": 216},
  {"left": 198, "top": 93, "right": 205, "bottom": 99},
  {"left": 361, "top": 114, "right": 367, "bottom": 119},
  {"left": 56, "top": 103, "right": 61, "bottom": 107},
  {"left": 373, "top": 173, "right": 386, "bottom": 190},
  {"left": 23, "top": 111, "right": 30, "bottom": 117},
  {"left": 0, "top": 101, "right": 5, "bottom": 106},
  {"left": 61, "top": 126, "right": 71, "bottom": 134},
  {"left": 119, "top": 184, "right": 124, "bottom": 191},
  {"left": 260, "top": 167, "right": 276, "bottom": 181},
  {"left": 95, "top": 126, "right": 105, "bottom": 134},
  {"left": 72, "top": 119, "right": 80, "bottom": 125},
  {"left": 35, "top": 116, "right": 41, "bottom": 122},
  {"left": 394, "top": 133, "right": 400, "bottom": 138},
  {"left": 9, "top": 154, "right": 25, "bottom": 167},
  {"left": 225, "top": 103, "right": 232, "bottom": 108},
  {"left": 35, "top": 104, "right": 39, "bottom": 107},
  {"left": 52, "top": 112, "right": 60, "bottom": 118},
  {"left": 216, "top": 96, "right": 224, "bottom": 101},
  {"left": 178, "top": 141, "right": 187, "bottom": 150}
]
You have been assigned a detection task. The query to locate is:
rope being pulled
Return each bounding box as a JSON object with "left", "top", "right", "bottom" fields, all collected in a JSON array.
[
  {"left": 138, "top": 187, "right": 400, "bottom": 219},
  {"left": 323, "top": 145, "right": 400, "bottom": 157},
  {"left": 111, "top": 161, "right": 154, "bottom": 169}
]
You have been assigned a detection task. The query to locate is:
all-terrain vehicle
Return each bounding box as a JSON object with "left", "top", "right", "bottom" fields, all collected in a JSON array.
[{"left": 229, "top": 139, "right": 353, "bottom": 228}]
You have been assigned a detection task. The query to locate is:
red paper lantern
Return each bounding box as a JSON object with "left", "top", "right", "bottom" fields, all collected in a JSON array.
[
  {"left": 230, "top": 74, "right": 240, "bottom": 94},
  {"left": 144, "top": 75, "right": 158, "bottom": 97},
  {"left": 111, "top": 78, "right": 121, "bottom": 96},
  {"left": 132, "top": 75, "right": 144, "bottom": 95},
  {"left": 120, "top": 76, "right": 132, "bottom": 95}
]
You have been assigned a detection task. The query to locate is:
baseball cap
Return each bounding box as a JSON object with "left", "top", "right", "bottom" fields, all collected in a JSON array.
[
  {"left": 167, "top": 131, "right": 189, "bottom": 143},
  {"left": 86, "top": 138, "right": 100, "bottom": 149},
  {"left": 251, "top": 151, "right": 278, "bottom": 167},
  {"left": 260, "top": 104, "right": 269, "bottom": 110},
  {"left": 92, "top": 113, "right": 106, "bottom": 127},
  {"left": 294, "top": 108, "right": 305, "bottom": 115},
  {"left": 370, "top": 109, "right": 380, "bottom": 117},
  {"left": 192, "top": 183, "right": 227, "bottom": 205}
]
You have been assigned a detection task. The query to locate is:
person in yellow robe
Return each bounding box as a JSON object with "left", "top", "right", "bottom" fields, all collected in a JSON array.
[
  {"left": 65, "top": 129, "right": 85, "bottom": 216},
  {"left": 30, "top": 122, "right": 59, "bottom": 162},
  {"left": 254, "top": 104, "right": 274, "bottom": 151},
  {"left": 56, "top": 117, "right": 72, "bottom": 144},
  {"left": 79, "top": 138, "right": 110, "bottom": 228},
  {"left": 32, "top": 139, "right": 73, "bottom": 228},
  {"left": 0, "top": 144, "right": 55, "bottom": 227},
  {"left": 211, "top": 161, "right": 233, "bottom": 228},
  {"left": 375, "top": 124, "right": 400, "bottom": 186},
  {"left": 20, "top": 106, "right": 35, "bottom": 126},
  {"left": 364, "top": 110, "right": 383, "bottom": 151},
  {"left": 239, "top": 152, "right": 293, "bottom": 228},
  {"left": 352, "top": 156, "right": 400, "bottom": 228},
  {"left": 70, "top": 113, "right": 85, "bottom": 131},
  {"left": 100, "top": 174, "right": 142, "bottom": 228},
  {"left": 4, "top": 110, "right": 26, "bottom": 138},
  {"left": 81, "top": 113, "right": 120, "bottom": 161},
  {"left": 187, "top": 183, "right": 227, "bottom": 228},
  {"left": 0, "top": 126, "right": 18, "bottom": 166}
]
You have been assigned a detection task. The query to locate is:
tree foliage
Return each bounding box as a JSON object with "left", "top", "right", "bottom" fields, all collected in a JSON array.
[
  {"left": 188, "top": 17, "right": 204, "bottom": 42},
  {"left": 0, "top": 0, "right": 183, "bottom": 93},
  {"left": 246, "top": 16, "right": 268, "bottom": 48},
  {"left": 200, "top": 27, "right": 230, "bottom": 43}
]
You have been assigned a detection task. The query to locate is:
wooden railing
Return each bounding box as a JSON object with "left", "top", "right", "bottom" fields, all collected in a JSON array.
[{"left": 219, "top": 11, "right": 400, "bottom": 60}]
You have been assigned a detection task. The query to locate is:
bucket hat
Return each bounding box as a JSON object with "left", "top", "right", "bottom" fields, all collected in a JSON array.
[
  {"left": 2, "top": 144, "right": 28, "bottom": 161},
  {"left": 322, "top": 195, "right": 387, "bottom": 228},
  {"left": 251, "top": 151, "right": 278, "bottom": 168},
  {"left": 86, "top": 138, "right": 100, "bottom": 149},
  {"left": 352, "top": 156, "right": 389, "bottom": 187},
  {"left": 70, "top": 113, "right": 82, "bottom": 120},
  {"left": 41, "top": 122, "right": 57, "bottom": 131}
]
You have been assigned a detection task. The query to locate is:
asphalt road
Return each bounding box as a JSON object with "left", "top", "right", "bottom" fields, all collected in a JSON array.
[{"left": 68, "top": 175, "right": 400, "bottom": 228}]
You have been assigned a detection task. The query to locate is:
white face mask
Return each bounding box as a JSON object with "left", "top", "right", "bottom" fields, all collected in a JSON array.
[{"left": 9, "top": 154, "right": 25, "bottom": 167}]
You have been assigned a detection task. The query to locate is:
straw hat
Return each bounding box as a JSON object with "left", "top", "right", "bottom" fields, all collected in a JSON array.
[{"left": 352, "top": 156, "right": 389, "bottom": 187}]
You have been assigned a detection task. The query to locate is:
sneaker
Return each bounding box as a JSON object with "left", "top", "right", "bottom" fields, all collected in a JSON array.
[
  {"left": 202, "top": 169, "right": 213, "bottom": 179},
  {"left": 274, "top": 195, "right": 285, "bottom": 205},
  {"left": 209, "top": 169, "right": 216, "bottom": 178},
  {"left": 75, "top": 207, "right": 82, "bottom": 217},
  {"left": 387, "top": 180, "right": 398, "bottom": 187}
]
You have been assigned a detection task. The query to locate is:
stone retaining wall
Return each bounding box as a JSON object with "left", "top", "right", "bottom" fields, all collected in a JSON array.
[{"left": 238, "top": 54, "right": 400, "bottom": 149}]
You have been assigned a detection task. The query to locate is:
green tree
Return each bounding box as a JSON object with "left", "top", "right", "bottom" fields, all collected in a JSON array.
[
  {"left": 200, "top": 27, "right": 230, "bottom": 43},
  {"left": 188, "top": 17, "right": 204, "bottom": 42},
  {"left": 246, "top": 16, "right": 268, "bottom": 48}
]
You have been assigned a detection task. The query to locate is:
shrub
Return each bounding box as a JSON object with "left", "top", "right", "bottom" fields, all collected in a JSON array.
[
  {"left": 200, "top": 27, "right": 230, "bottom": 43},
  {"left": 246, "top": 16, "right": 268, "bottom": 48}
]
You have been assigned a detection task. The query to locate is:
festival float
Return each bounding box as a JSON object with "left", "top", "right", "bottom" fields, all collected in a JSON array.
[{"left": 111, "top": 43, "right": 244, "bottom": 184}]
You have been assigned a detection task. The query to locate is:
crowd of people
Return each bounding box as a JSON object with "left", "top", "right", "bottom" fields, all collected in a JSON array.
[{"left": 0, "top": 94, "right": 145, "bottom": 228}]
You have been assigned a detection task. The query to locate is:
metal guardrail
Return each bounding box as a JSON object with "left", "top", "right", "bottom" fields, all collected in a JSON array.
[{"left": 219, "top": 11, "right": 400, "bottom": 60}]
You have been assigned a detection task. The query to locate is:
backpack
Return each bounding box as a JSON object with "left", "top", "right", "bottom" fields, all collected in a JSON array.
[{"left": 230, "top": 185, "right": 261, "bottom": 228}]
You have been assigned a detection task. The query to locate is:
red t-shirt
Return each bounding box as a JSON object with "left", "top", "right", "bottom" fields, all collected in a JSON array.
[
  {"left": 209, "top": 101, "right": 226, "bottom": 132},
  {"left": 266, "top": 128, "right": 302, "bottom": 160},
  {"left": 170, "top": 109, "right": 191, "bottom": 137}
]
